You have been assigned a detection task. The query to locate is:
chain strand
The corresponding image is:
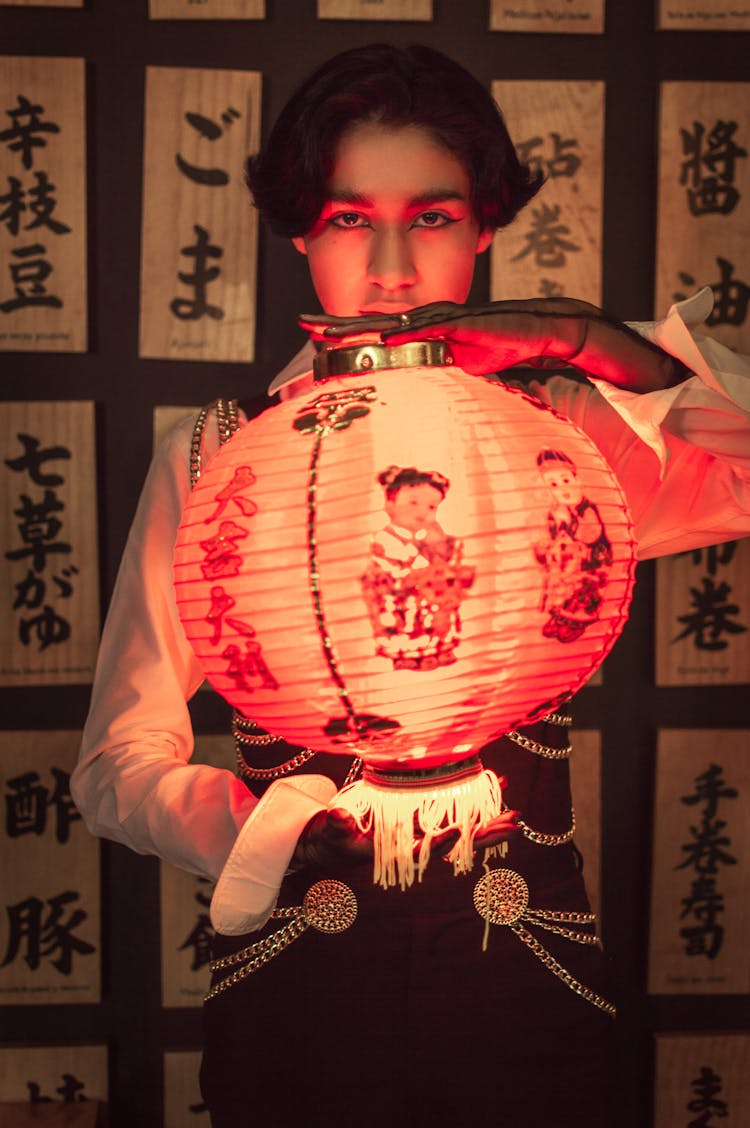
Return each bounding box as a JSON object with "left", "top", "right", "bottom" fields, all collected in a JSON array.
[
  {"left": 518, "top": 809, "right": 576, "bottom": 846},
  {"left": 507, "top": 729, "right": 572, "bottom": 760},
  {"left": 541, "top": 711, "right": 573, "bottom": 728},
  {"left": 509, "top": 922, "right": 616, "bottom": 1016}
]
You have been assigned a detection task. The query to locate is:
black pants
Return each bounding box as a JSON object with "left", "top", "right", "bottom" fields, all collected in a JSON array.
[{"left": 201, "top": 847, "right": 615, "bottom": 1127}]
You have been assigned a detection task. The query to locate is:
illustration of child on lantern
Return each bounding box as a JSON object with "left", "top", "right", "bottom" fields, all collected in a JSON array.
[
  {"left": 534, "top": 449, "right": 613, "bottom": 643},
  {"left": 360, "top": 465, "right": 475, "bottom": 671}
]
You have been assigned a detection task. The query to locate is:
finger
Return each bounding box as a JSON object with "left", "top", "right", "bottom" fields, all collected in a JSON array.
[
  {"left": 297, "top": 312, "right": 406, "bottom": 335},
  {"left": 473, "top": 810, "right": 521, "bottom": 851},
  {"left": 430, "top": 826, "right": 462, "bottom": 857},
  {"left": 381, "top": 324, "right": 454, "bottom": 345},
  {"left": 326, "top": 807, "right": 359, "bottom": 836},
  {"left": 411, "top": 825, "right": 461, "bottom": 862}
]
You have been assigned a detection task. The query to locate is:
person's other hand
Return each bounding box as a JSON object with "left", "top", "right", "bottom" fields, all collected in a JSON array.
[
  {"left": 291, "top": 804, "right": 520, "bottom": 871},
  {"left": 299, "top": 298, "right": 688, "bottom": 392}
]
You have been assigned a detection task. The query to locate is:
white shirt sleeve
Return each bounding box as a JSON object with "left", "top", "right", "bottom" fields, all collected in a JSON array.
[
  {"left": 526, "top": 289, "right": 750, "bottom": 559},
  {"left": 71, "top": 409, "right": 336, "bottom": 934}
]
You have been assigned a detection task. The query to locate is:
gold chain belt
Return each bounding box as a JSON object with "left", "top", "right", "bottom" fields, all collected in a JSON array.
[
  {"left": 205, "top": 880, "right": 357, "bottom": 1001},
  {"left": 507, "top": 729, "right": 572, "bottom": 760},
  {"left": 206, "top": 868, "right": 614, "bottom": 1017},
  {"left": 518, "top": 808, "right": 576, "bottom": 847}
]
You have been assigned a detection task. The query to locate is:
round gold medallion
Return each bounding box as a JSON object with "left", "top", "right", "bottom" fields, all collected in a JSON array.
[
  {"left": 303, "top": 880, "right": 358, "bottom": 934},
  {"left": 473, "top": 868, "right": 529, "bottom": 925}
]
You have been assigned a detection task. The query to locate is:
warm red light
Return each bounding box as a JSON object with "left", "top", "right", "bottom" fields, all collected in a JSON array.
[{"left": 174, "top": 365, "right": 637, "bottom": 771}]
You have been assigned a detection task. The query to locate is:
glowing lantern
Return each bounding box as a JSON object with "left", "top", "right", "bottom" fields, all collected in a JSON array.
[{"left": 174, "top": 343, "right": 636, "bottom": 887}]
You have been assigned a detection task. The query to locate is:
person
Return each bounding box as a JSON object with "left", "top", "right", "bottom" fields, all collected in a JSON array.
[
  {"left": 533, "top": 448, "right": 613, "bottom": 642},
  {"left": 71, "top": 43, "right": 750, "bottom": 1128},
  {"left": 360, "top": 464, "right": 475, "bottom": 670}
]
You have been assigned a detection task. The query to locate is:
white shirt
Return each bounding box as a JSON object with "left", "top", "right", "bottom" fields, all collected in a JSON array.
[{"left": 71, "top": 289, "right": 750, "bottom": 935}]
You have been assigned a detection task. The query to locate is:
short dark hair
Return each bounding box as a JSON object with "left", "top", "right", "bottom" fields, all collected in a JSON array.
[
  {"left": 247, "top": 43, "right": 544, "bottom": 238},
  {"left": 378, "top": 465, "right": 450, "bottom": 498}
]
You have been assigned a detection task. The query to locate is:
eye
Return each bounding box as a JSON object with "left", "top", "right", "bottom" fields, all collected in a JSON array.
[
  {"left": 328, "top": 212, "right": 369, "bottom": 229},
  {"left": 412, "top": 211, "right": 455, "bottom": 229}
]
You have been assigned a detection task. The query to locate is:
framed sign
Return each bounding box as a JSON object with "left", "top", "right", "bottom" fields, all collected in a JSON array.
[
  {"left": 0, "top": 731, "right": 100, "bottom": 1005},
  {"left": 0, "top": 56, "right": 87, "bottom": 352},
  {"left": 160, "top": 734, "right": 234, "bottom": 1007},
  {"left": 657, "top": 1, "right": 750, "bottom": 30},
  {"left": 569, "top": 729, "right": 602, "bottom": 923},
  {"left": 654, "top": 1033, "right": 750, "bottom": 1126},
  {"left": 164, "top": 1052, "right": 209, "bottom": 1125},
  {"left": 139, "top": 66, "right": 262, "bottom": 363},
  {"left": 655, "top": 82, "right": 750, "bottom": 352},
  {"left": 648, "top": 730, "right": 750, "bottom": 995},
  {"left": 656, "top": 539, "right": 750, "bottom": 686},
  {"left": 490, "top": 0, "right": 604, "bottom": 33},
  {"left": 0, "top": 1045, "right": 106, "bottom": 1108},
  {"left": 0, "top": 1, "right": 83, "bottom": 7},
  {"left": 150, "top": 0, "right": 265, "bottom": 16},
  {"left": 318, "top": 0, "right": 432, "bottom": 18},
  {"left": 153, "top": 405, "right": 200, "bottom": 453},
  {"left": 1, "top": 401, "right": 99, "bottom": 686},
  {"left": 490, "top": 81, "right": 604, "bottom": 305}
]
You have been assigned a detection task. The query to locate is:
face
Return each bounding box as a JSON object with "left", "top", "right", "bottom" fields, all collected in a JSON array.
[
  {"left": 541, "top": 465, "right": 582, "bottom": 507},
  {"left": 292, "top": 121, "right": 493, "bottom": 317},
  {"left": 386, "top": 482, "right": 444, "bottom": 532}
]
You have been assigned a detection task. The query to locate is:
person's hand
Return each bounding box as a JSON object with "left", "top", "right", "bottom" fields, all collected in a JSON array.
[
  {"left": 291, "top": 807, "right": 462, "bottom": 871},
  {"left": 299, "top": 298, "right": 689, "bottom": 393},
  {"left": 472, "top": 807, "right": 521, "bottom": 853},
  {"left": 291, "top": 803, "right": 520, "bottom": 871}
]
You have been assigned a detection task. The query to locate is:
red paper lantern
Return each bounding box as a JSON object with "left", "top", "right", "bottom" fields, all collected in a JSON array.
[{"left": 174, "top": 355, "right": 636, "bottom": 885}]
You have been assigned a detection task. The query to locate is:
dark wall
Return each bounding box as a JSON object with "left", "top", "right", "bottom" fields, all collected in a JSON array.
[{"left": 2, "top": 2, "right": 748, "bottom": 1126}]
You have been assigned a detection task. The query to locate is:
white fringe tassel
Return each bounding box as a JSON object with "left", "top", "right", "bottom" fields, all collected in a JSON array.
[{"left": 335, "top": 768, "right": 504, "bottom": 890}]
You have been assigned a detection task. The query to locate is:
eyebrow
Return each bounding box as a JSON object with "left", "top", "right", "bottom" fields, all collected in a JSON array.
[{"left": 326, "top": 188, "right": 469, "bottom": 208}]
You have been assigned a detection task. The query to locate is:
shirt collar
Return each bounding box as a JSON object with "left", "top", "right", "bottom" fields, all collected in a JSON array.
[{"left": 267, "top": 340, "right": 316, "bottom": 395}]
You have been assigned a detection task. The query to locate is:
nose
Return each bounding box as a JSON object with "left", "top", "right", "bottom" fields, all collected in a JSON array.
[{"left": 368, "top": 228, "right": 417, "bottom": 292}]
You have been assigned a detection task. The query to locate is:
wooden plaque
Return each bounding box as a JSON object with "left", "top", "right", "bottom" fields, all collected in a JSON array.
[
  {"left": 160, "top": 734, "right": 234, "bottom": 1007},
  {"left": 657, "top": 1, "right": 750, "bottom": 30},
  {"left": 164, "top": 1052, "right": 209, "bottom": 1126},
  {"left": 570, "top": 729, "right": 602, "bottom": 923},
  {"left": 150, "top": 0, "right": 265, "bottom": 17},
  {"left": 317, "top": 0, "right": 432, "bottom": 18},
  {"left": 0, "top": 732, "right": 101, "bottom": 1005},
  {"left": 648, "top": 730, "right": 750, "bottom": 995},
  {"left": 656, "top": 538, "right": 750, "bottom": 686},
  {"left": 0, "top": 401, "right": 100, "bottom": 686},
  {"left": 0, "top": 1107, "right": 104, "bottom": 1128},
  {"left": 0, "top": 1, "right": 83, "bottom": 7},
  {"left": 654, "top": 1032, "right": 750, "bottom": 1126},
  {"left": 0, "top": 56, "right": 87, "bottom": 353},
  {"left": 655, "top": 82, "right": 750, "bottom": 353},
  {"left": 153, "top": 405, "right": 200, "bottom": 453},
  {"left": 139, "top": 66, "right": 262, "bottom": 363},
  {"left": 490, "top": 81, "right": 604, "bottom": 305},
  {"left": 0, "top": 1046, "right": 106, "bottom": 1105},
  {"left": 489, "top": 0, "right": 604, "bottom": 34}
]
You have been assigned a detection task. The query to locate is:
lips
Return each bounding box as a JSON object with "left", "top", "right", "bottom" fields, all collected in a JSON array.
[{"left": 358, "top": 304, "right": 414, "bottom": 315}]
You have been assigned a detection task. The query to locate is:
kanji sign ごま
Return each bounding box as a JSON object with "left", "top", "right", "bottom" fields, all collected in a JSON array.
[{"left": 139, "top": 66, "right": 261, "bottom": 363}]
